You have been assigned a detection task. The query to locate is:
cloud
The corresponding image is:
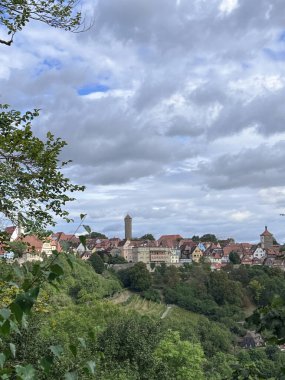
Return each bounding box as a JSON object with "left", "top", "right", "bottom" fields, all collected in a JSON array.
[
  {"left": 229, "top": 210, "right": 252, "bottom": 222},
  {"left": 1, "top": 0, "right": 285, "bottom": 242}
]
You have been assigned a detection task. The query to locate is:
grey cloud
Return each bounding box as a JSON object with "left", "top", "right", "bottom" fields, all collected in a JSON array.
[
  {"left": 208, "top": 87, "right": 285, "bottom": 138},
  {"left": 166, "top": 115, "right": 204, "bottom": 137},
  {"left": 198, "top": 141, "right": 285, "bottom": 189}
]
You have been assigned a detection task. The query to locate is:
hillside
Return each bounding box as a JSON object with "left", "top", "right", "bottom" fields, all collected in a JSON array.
[{"left": 2, "top": 257, "right": 285, "bottom": 379}]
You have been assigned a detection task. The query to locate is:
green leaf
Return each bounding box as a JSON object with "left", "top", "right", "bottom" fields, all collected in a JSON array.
[
  {"left": 10, "top": 302, "right": 23, "bottom": 323},
  {"left": 9, "top": 343, "right": 16, "bottom": 358},
  {"left": 79, "top": 235, "right": 87, "bottom": 249},
  {"left": 0, "top": 320, "right": 10, "bottom": 336},
  {"left": 80, "top": 214, "right": 86, "bottom": 220},
  {"left": 0, "top": 309, "right": 11, "bottom": 321},
  {"left": 39, "top": 357, "right": 53, "bottom": 374},
  {"left": 0, "top": 353, "right": 6, "bottom": 369},
  {"left": 13, "top": 265, "right": 24, "bottom": 279},
  {"left": 83, "top": 225, "right": 91, "bottom": 234},
  {"left": 64, "top": 371, "right": 78, "bottom": 380},
  {"left": 14, "top": 287, "right": 39, "bottom": 314},
  {"left": 49, "top": 345, "right": 63, "bottom": 358},
  {"left": 65, "top": 254, "right": 74, "bottom": 270},
  {"left": 78, "top": 337, "right": 86, "bottom": 349},
  {"left": 69, "top": 344, "right": 77, "bottom": 357},
  {"left": 85, "top": 361, "right": 96, "bottom": 375},
  {"left": 50, "top": 263, "right": 64, "bottom": 276},
  {"left": 15, "top": 364, "right": 35, "bottom": 380}
]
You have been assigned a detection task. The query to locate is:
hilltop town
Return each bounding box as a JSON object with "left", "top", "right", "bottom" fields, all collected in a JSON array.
[{"left": 1, "top": 215, "right": 284, "bottom": 271}]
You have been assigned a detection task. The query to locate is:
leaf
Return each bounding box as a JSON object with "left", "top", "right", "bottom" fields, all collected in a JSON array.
[
  {"left": 39, "top": 357, "right": 53, "bottom": 374},
  {"left": 15, "top": 364, "right": 36, "bottom": 380},
  {"left": 65, "top": 254, "right": 74, "bottom": 270},
  {"left": 78, "top": 337, "right": 86, "bottom": 349},
  {"left": 80, "top": 214, "right": 86, "bottom": 220},
  {"left": 0, "top": 320, "right": 10, "bottom": 336},
  {"left": 49, "top": 345, "right": 63, "bottom": 358},
  {"left": 14, "top": 287, "right": 39, "bottom": 314},
  {"left": 0, "top": 353, "right": 6, "bottom": 369},
  {"left": 85, "top": 361, "right": 96, "bottom": 375},
  {"left": 9, "top": 343, "right": 16, "bottom": 358},
  {"left": 0, "top": 309, "right": 11, "bottom": 321},
  {"left": 83, "top": 225, "right": 91, "bottom": 234},
  {"left": 13, "top": 265, "right": 24, "bottom": 279},
  {"left": 64, "top": 371, "right": 78, "bottom": 380},
  {"left": 79, "top": 235, "right": 87, "bottom": 249},
  {"left": 69, "top": 344, "right": 77, "bottom": 357},
  {"left": 50, "top": 263, "right": 64, "bottom": 276}
]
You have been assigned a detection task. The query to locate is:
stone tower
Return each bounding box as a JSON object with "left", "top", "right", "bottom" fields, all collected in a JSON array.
[
  {"left": 124, "top": 214, "right": 132, "bottom": 240},
  {"left": 260, "top": 226, "right": 273, "bottom": 249}
]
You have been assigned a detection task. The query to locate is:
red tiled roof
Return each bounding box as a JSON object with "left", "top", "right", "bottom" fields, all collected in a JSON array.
[
  {"left": 5, "top": 226, "right": 16, "bottom": 235},
  {"left": 17, "top": 235, "right": 43, "bottom": 252},
  {"left": 260, "top": 226, "right": 273, "bottom": 237},
  {"left": 158, "top": 235, "right": 183, "bottom": 248}
]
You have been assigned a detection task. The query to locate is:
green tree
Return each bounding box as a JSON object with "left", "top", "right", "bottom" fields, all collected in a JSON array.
[
  {"left": 97, "top": 315, "right": 163, "bottom": 379},
  {"left": 162, "top": 265, "right": 181, "bottom": 288},
  {"left": 229, "top": 251, "right": 241, "bottom": 265},
  {"left": 0, "top": 0, "right": 83, "bottom": 46},
  {"left": 89, "top": 232, "right": 108, "bottom": 239},
  {"left": 128, "top": 262, "right": 152, "bottom": 291},
  {"left": 249, "top": 279, "right": 264, "bottom": 304},
  {"left": 89, "top": 253, "right": 105, "bottom": 274},
  {"left": 0, "top": 106, "right": 84, "bottom": 237},
  {"left": 140, "top": 234, "right": 155, "bottom": 241},
  {"left": 192, "top": 235, "right": 200, "bottom": 242},
  {"left": 154, "top": 330, "right": 205, "bottom": 380},
  {"left": 200, "top": 234, "right": 217, "bottom": 243}
]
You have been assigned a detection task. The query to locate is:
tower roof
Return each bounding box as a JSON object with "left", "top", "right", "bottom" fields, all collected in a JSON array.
[
  {"left": 260, "top": 226, "right": 272, "bottom": 237},
  {"left": 125, "top": 214, "right": 132, "bottom": 219}
]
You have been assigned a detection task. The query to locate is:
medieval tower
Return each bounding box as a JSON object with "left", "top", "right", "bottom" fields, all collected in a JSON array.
[
  {"left": 260, "top": 226, "right": 274, "bottom": 249},
  {"left": 124, "top": 214, "right": 132, "bottom": 240}
]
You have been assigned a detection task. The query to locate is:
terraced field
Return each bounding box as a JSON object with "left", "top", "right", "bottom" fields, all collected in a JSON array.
[{"left": 109, "top": 290, "right": 200, "bottom": 324}]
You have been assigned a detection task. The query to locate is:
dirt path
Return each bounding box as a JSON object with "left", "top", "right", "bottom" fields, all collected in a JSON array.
[{"left": 161, "top": 305, "right": 172, "bottom": 319}]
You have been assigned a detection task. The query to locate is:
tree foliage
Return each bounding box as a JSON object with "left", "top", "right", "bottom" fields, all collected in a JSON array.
[
  {"left": 0, "top": 0, "right": 84, "bottom": 46},
  {"left": 140, "top": 234, "right": 155, "bottom": 241},
  {"left": 154, "top": 330, "right": 205, "bottom": 380},
  {"left": 0, "top": 105, "right": 84, "bottom": 236},
  {"left": 200, "top": 234, "right": 217, "bottom": 243},
  {"left": 89, "top": 253, "right": 105, "bottom": 274},
  {"left": 118, "top": 262, "right": 152, "bottom": 292},
  {"left": 229, "top": 251, "right": 241, "bottom": 265},
  {"left": 89, "top": 232, "right": 108, "bottom": 239}
]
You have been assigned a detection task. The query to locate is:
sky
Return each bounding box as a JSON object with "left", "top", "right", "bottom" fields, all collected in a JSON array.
[{"left": 1, "top": 0, "right": 285, "bottom": 242}]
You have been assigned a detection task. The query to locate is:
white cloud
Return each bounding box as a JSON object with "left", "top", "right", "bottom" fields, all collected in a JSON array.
[
  {"left": 229, "top": 210, "right": 253, "bottom": 222},
  {"left": 219, "top": 0, "right": 239, "bottom": 15}
]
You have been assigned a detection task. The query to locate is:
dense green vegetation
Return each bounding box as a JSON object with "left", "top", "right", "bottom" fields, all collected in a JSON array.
[{"left": 2, "top": 255, "right": 285, "bottom": 378}]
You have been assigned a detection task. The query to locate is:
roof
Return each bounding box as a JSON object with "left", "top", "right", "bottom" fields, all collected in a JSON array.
[
  {"left": 17, "top": 235, "right": 43, "bottom": 252},
  {"left": 5, "top": 226, "right": 16, "bottom": 235},
  {"left": 158, "top": 235, "right": 183, "bottom": 248},
  {"left": 260, "top": 226, "right": 273, "bottom": 237}
]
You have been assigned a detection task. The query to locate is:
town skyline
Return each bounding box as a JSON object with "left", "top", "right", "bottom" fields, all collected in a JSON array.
[{"left": 61, "top": 214, "right": 285, "bottom": 245}]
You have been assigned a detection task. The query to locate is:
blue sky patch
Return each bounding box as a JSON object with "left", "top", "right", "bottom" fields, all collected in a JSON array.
[
  {"left": 278, "top": 31, "right": 285, "bottom": 42},
  {"left": 43, "top": 58, "right": 62, "bottom": 70},
  {"left": 77, "top": 83, "right": 110, "bottom": 96},
  {"left": 263, "top": 48, "right": 285, "bottom": 61}
]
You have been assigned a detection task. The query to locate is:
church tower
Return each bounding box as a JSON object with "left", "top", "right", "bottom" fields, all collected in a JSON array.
[
  {"left": 260, "top": 226, "right": 273, "bottom": 249},
  {"left": 124, "top": 214, "right": 132, "bottom": 240}
]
